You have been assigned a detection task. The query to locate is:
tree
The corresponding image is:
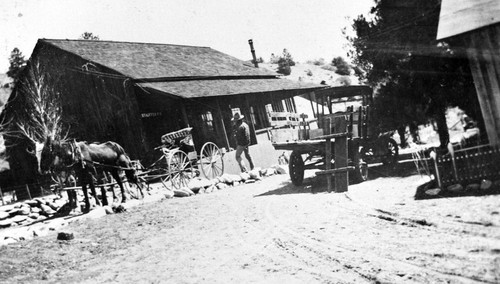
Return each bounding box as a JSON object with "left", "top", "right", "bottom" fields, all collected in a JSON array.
[
  {"left": 80, "top": 32, "right": 100, "bottom": 40},
  {"left": 273, "top": 49, "right": 295, "bottom": 76},
  {"left": 347, "top": 0, "right": 478, "bottom": 149},
  {"left": 6, "top": 48, "right": 27, "bottom": 83},
  {"left": 2, "top": 58, "right": 65, "bottom": 199},
  {"left": 331, "top": 56, "right": 351, "bottom": 75}
]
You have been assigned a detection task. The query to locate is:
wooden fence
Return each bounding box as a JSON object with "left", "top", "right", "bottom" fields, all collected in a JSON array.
[{"left": 436, "top": 144, "right": 500, "bottom": 188}]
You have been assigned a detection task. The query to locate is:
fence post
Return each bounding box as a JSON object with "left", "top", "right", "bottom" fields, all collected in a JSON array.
[
  {"left": 334, "top": 116, "right": 348, "bottom": 193},
  {"left": 324, "top": 117, "right": 333, "bottom": 192},
  {"left": 430, "top": 151, "right": 442, "bottom": 189},
  {"left": 0, "top": 186, "right": 4, "bottom": 206},
  {"left": 25, "top": 184, "right": 32, "bottom": 200}
]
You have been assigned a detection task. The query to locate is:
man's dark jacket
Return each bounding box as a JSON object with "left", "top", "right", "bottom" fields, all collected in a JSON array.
[{"left": 235, "top": 122, "right": 251, "bottom": 146}]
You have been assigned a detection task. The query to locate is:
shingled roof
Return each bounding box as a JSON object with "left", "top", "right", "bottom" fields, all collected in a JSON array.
[{"left": 39, "top": 39, "right": 322, "bottom": 98}]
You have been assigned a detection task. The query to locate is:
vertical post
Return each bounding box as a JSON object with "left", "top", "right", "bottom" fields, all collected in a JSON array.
[
  {"left": 245, "top": 95, "right": 257, "bottom": 145},
  {"left": 308, "top": 92, "right": 316, "bottom": 118},
  {"left": 334, "top": 116, "right": 348, "bottom": 192},
  {"left": 0, "top": 186, "right": 4, "bottom": 206},
  {"left": 324, "top": 117, "right": 333, "bottom": 192},
  {"left": 25, "top": 184, "right": 32, "bottom": 200},
  {"left": 180, "top": 103, "right": 190, "bottom": 128},
  {"left": 216, "top": 98, "right": 231, "bottom": 150}
]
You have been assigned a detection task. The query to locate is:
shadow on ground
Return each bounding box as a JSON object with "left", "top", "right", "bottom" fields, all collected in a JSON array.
[{"left": 255, "top": 161, "right": 419, "bottom": 197}]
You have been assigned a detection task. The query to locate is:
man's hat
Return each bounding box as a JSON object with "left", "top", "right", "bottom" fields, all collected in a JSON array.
[{"left": 232, "top": 113, "right": 244, "bottom": 121}]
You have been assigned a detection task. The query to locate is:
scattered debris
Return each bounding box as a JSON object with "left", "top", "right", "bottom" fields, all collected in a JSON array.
[{"left": 57, "top": 232, "right": 74, "bottom": 241}]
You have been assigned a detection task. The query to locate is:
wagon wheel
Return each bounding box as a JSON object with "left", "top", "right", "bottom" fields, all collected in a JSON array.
[
  {"left": 352, "top": 147, "right": 368, "bottom": 184},
  {"left": 168, "top": 150, "right": 194, "bottom": 189},
  {"left": 381, "top": 138, "right": 399, "bottom": 166},
  {"left": 289, "top": 151, "right": 305, "bottom": 186},
  {"left": 200, "top": 142, "right": 224, "bottom": 179}
]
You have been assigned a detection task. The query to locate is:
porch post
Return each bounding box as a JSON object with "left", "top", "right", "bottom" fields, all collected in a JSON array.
[
  {"left": 216, "top": 98, "right": 231, "bottom": 150},
  {"left": 244, "top": 95, "right": 257, "bottom": 145},
  {"left": 180, "top": 103, "right": 190, "bottom": 128}
]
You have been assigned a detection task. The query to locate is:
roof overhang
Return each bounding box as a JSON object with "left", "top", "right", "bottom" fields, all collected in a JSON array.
[
  {"left": 437, "top": 0, "right": 500, "bottom": 40},
  {"left": 136, "top": 78, "right": 323, "bottom": 99}
]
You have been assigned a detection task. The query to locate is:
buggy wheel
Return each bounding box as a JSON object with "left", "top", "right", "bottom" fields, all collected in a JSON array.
[
  {"left": 289, "top": 151, "right": 305, "bottom": 186},
  {"left": 168, "top": 150, "right": 193, "bottom": 189},
  {"left": 381, "top": 138, "right": 399, "bottom": 165},
  {"left": 200, "top": 142, "right": 224, "bottom": 179}
]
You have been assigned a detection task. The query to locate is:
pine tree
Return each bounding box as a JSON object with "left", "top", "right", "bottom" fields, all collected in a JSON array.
[{"left": 6, "top": 48, "right": 27, "bottom": 83}]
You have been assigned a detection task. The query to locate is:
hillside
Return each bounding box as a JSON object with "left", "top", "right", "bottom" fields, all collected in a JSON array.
[
  {"left": 259, "top": 62, "right": 360, "bottom": 86},
  {"left": 259, "top": 62, "right": 360, "bottom": 119}
]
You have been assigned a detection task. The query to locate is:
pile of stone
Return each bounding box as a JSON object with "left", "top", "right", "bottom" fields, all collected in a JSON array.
[
  {"left": 0, "top": 164, "right": 288, "bottom": 246},
  {"left": 0, "top": 195, "right": 69, "bottom": 229},
  {"left": 423, "top": 179, "right": 500, "bottom": 198},
  {"left": 170, "top": 165, "right": 287, "bottom": 198}
]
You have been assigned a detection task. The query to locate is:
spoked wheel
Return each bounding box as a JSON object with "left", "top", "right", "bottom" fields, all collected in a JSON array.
[
  {"left": 381, "top": 138, "right": 399, "bottom": 166},
  {"left": 289, "top": 151, "right": 305, "bottom": 186},
  {"left": 168, "top": 150, "right": 194, "bottom": 189},
  {"left": 200, "top": 142, "right": 224, "bottom": 179},
  {"left": 352, "top": 148, "right": 368, "bottom": 184}
]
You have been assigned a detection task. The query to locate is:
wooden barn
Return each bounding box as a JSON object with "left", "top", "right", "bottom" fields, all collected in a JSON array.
[
  {"left": 6, "top": 39, "right": 321, "bottom": 155},
  {"left": 432, "top": 0, "right": 500, "bottom": 189},
  {"left": 1, "top": 39, "right": 321, "bottom": 197},
  {"left": 437, "top": 0, "right": 500, "bottom": 146}
]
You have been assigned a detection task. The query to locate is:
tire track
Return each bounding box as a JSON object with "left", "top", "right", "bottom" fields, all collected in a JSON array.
[{"left": 258, "top": 194, "right": 497, "bottom": 284}]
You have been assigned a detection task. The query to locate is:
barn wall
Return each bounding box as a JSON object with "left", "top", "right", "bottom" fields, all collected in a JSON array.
[
  {"left": 34, "top": 43, "right": 146, "bottom": 158},
  {"left": 134, "top": 87, "right": 187, "bottom": 153},
  {"left": 465, "top": 24, "right": 500, "bottom": 146}
]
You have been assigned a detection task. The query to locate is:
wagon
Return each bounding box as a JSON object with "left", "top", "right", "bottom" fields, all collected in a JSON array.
[
  {"left": 273, "top": 86, "right": 399, "bottom": 187},
  {"left": 139, "top": 127, "right": 225, "bottom": 189}
]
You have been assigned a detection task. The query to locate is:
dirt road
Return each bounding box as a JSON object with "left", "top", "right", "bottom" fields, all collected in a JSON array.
[{"left": 0, "top": 165, "right": 499, "bottom": 283}]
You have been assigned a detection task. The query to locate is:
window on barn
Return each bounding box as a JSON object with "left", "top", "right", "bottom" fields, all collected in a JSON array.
[
  {"left": 271, "top": 100, "right": 284, "bottom": 112},
  {"left": 201, "top": 111, "right": 214, "bottom": 132},
  {"left": 252, "top": 105, "right": 269, "bottom": 130},
  {"left": 284, "top": 98, "right": 296, "bottom": 113}
]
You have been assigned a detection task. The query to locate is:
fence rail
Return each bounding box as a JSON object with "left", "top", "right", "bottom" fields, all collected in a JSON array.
[{"left": 436, "top": 144, "right": 500, "bottom": 188}]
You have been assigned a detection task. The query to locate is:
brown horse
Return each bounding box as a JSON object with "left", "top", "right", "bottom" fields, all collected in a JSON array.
[{"left": 40, "top": 137, "right": 143, "bottom": 211}]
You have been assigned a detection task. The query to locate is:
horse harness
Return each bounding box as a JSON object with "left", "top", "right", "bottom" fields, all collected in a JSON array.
[{"left": 58, "top": 140, "right": 133, "bottom": 171}]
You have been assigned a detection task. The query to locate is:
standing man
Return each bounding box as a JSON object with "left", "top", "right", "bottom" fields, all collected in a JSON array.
[{"left": 232, "top": 113, "right": 255, "bottom": 173}]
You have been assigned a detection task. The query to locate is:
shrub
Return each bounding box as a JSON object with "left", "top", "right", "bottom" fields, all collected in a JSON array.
[
  {"left": 331, "top": 56, "right": 352, "bottom": 75},
  {"left": 306, "top": 69, "right": 313, "bottom": 76},
  {"left": 251, "top": 57, "right": 264, "bottom": 65},
  {"left": 335, "top": 76, "right": 352, "bottom": 86},
  {"left": 306, "top": 58, "right": 325, "bottom": 66},
  {"left": 277, "top": 64, "right": 291, "bottom": 76},
  {"left": 272, "top": 48, "right": 295, "bottom": 76}
]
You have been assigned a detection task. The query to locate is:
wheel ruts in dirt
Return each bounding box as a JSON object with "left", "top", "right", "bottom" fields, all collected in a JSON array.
[
  {"left": 289, "top": 151, "right": 305, "bottom": 186},
  {"left": 168, "top": 150, "right": 194, "bottom": 189},
  {"left": 200, "top": 142, "right": 224, "bottom": 179}
]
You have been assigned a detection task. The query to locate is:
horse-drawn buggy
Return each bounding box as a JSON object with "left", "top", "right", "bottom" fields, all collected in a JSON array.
[
  {"left": 139, "top": 127, "right": 224, "bottom": 189},
  {"left": 272, "top": 85, "right": 399, "bottom": 189},
  {"left": 43, "top": 127, "right": 224, "bottom": 211}
]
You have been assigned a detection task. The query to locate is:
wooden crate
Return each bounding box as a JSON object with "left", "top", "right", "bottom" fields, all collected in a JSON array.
[{"left": 436, "top": 145, "right": 500, "bottom": 187}]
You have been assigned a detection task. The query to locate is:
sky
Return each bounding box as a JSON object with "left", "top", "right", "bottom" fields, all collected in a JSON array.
[{"left": 0, "top": 0, "right": 374, "bottom": 73}]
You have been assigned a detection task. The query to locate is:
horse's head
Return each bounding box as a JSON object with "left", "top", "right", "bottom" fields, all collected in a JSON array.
[
  {"left": 23, "top": 136, "right": 45, "bottom": 175},
  {"left": 39, "top": 136, "right": 69, "bottom": 174}
]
